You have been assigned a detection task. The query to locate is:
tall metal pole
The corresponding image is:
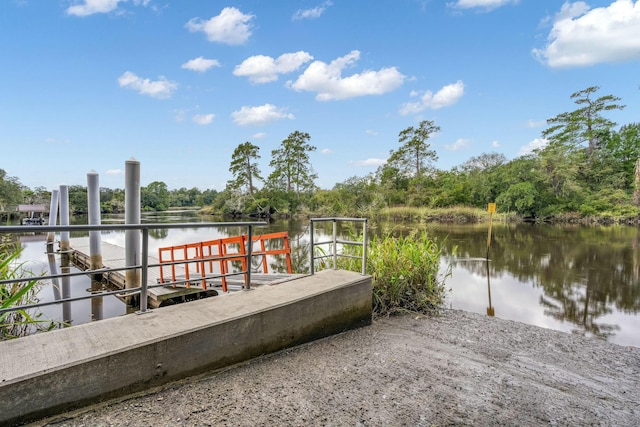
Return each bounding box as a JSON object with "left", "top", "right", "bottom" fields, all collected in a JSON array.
[
  {"left": 46, "top": 189, "right": 59, "bottom": 247},
  {"left": 125, "top": 159, "right": 141, "bottom": 306},
  {"left": 87, "top": 171, "right": 103, "bottom": 275},
  {"left": 87, "top": 171, "right": 104, "bottom": 321},
  {"left": 59, "top": 185, "right": 70, "bottom": 252}
]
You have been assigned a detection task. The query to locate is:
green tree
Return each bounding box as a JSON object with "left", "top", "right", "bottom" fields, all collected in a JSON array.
[
  {"left": 492, "top": 155, "right": 550, "bottom": 217},
  {"left": 0, "top": 169, "right": 23, "bottom": 210},
  {"left": 388, "top": 120, "right": 439, "bottom": 179},
  {"left": 459, "top": 152, "right": 506, "bottom": 207},
  {"left": 228, "top": 142, "right": 262, "bottom": 196},
  {"left": 68, "top": 185, "right": 88, "bottom": 214},
  {"left": 141, "top": 181, "right": 169, "bottom": 211},
  {"left": 268, "top": 131, "right": 317, "bottom": 197},
  {"left": 375, "top": 164, "right": 409, "bottom": 206},
  {"left": 199, "top": 189, "right": 218, "bottom": 206},
  {"left": 542, "top": 86, "right": 624, "bottom": 155},
  {"left": 605, "top": 123, "right": 640, "bottom": 188}
]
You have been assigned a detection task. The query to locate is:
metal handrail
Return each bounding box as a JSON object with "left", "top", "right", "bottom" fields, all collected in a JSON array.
[
  {"left": 0, "top": 222, "right": 267, "bottom": 316},
  {"left": 309, "top": 218, "right": 368, "bottom": 275}
]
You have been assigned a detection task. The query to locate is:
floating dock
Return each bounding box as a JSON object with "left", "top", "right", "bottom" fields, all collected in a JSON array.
[{"left": 68, "top": 237, "right": 304, "bottom": 308}]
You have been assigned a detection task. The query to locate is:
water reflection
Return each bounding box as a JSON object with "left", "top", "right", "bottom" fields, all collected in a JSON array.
[
  {"left": 485, "top": 260, "right": 494, "bottom": 317},
  {"left": 428, "top": 223, "right": 640, "bottom": 347}
]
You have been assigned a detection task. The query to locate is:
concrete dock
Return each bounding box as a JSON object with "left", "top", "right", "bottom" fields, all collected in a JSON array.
[{"left": 0, "top": 269, "right": 372, "bottom": 426}]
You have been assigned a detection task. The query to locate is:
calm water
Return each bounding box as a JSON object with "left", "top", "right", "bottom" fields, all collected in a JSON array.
[
  {"left": 424, "top": 222, "right": 640, "bottom": 348},
  {"left": 7, "top": 214, "right": 640, "bottom": 347}
]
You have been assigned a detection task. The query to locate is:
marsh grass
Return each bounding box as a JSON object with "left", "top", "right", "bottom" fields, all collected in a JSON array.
[
  {"left": 375, "top": 205, "right": 518, "bottom": 224},
  {"left": 333, "top": 231, "right": 452, "bottom": 318}
]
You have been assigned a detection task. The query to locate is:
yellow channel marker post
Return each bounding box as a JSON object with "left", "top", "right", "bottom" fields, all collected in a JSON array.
[{"left": 486, "top": 202, "right": 496, "bottom": 259}]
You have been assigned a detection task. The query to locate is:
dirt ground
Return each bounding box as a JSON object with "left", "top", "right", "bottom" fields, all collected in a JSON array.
[{"left": 34, "top": 309, "right": 639, "bottom": 427}]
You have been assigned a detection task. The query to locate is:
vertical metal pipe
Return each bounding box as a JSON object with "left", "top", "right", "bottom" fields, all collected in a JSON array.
[
  {"left": 87, "top": 171, "right": 103, "bottom": 275},
  {"left": 125, "top": 159, "right": 141, "bottom": 303},
  {"left": 47, "top": 189, "right": 59, "bottom": 246},
  {"left": 361, "top": 219, "right": 368, "bottom": 275},
  {"left": 309, "top": 220, "right": 315, "bottom": 275},
  {"left": 244, "top": 225, "right": 253, "bottom": 290},
  {"left": 332, "top": 219, "right": 337, "bottom": 269},
  {"left": 59, "top": 185, "right": 70, "bottom": 252},
  {"left": 138, "top": 227, "right": 149, "bottom": 313}
]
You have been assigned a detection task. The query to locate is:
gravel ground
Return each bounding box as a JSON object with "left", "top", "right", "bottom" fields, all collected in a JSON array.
[{"left": 33, "top": 309, "right": 639, "bottom": 427}]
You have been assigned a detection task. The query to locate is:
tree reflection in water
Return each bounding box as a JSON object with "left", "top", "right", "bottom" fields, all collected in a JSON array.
[{"left": 385, "top": 222, "right": 640, "bottom": 345}]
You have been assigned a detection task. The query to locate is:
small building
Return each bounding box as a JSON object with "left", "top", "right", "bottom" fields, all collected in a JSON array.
[{"left": 18, "top": 204, "right": 48, "bottom": 225}]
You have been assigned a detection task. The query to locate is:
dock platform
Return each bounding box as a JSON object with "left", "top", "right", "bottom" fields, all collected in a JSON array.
[{"left": 68, "top": 237, "right": 304, "bottom": 308}]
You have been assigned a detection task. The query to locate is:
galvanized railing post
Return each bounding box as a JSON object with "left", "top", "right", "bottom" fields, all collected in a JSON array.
[
  {"left": 361, "top": 219, "right": 368, "bottom": 275},
  {"left": 309, "top": 220, "right": 315, "bottom": 275},
  {"left": 244, "top": 225, "right": 253, "bottom": 290},
  {"left": 332, "top": 219, "right": 337, "bottom": 269},
  {"left": 137, "top": 227, "right": 149, "bottom": 314}
]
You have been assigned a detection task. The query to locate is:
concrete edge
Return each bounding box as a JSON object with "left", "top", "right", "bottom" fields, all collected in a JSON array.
[{"left": 0, "top": 269, "right": 372, "bottom": 426}]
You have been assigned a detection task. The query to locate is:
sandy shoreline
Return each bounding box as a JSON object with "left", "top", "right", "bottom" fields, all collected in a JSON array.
[{"left": 35, "top": 309, "right": 639, "bottom": 426}]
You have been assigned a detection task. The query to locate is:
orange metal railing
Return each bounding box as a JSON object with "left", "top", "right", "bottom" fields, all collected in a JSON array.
[{"left": 158, "top": 232, "right": 293, "bottom": 292}]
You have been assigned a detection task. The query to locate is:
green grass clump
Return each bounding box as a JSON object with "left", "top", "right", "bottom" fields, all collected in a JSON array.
[
  {"left": 334, "top": 231, "right": 451, "bottom": 318},
  {"left": 368, "top": 232, "right": 450, "bottom": 317}
]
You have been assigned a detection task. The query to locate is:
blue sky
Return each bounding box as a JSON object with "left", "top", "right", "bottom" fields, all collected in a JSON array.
[{"left": 2, "top": 0, "right": 640, "bottom": 192}]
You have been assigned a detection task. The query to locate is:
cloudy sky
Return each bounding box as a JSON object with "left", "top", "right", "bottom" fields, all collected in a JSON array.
[{"left": 1, "top": 0, "right": 639, "bottom": 191}]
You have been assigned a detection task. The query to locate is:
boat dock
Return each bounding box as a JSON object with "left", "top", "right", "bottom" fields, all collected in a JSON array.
[{"left": 68, "top": 235, "right": 304, "bottom": 308}]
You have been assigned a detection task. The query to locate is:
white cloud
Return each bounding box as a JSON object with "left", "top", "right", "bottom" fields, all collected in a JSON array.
[
  {"left": 181, "top": 57, "right": 221, "bottom": 72},
  {"left": 492, "top": 140, "right": 500, "bottom": 148},
  {"left": 445, "top": 138, "right": 471, "bottom": 151},
  {"left": 192, "top": 114, "right": 215, "bottom": 125},
  {"left": 350, "top": 158, "right": 386, "bottom": 167},
  {"left": 365, "top": 129, "right": 379, "bottom": 136},
  {"left": 519, "top": 138, "right": 548, "bottom": 156},
  {"left": 66, "top": 0, "right": 122, "bottom": 16},
  {"left": 66, "top": 0, "right": 150, "bottom": 16},
  {"left": 234, "top": 51, "right": 314, "bottom": 84},
  {"left": 533, "top": 0, "right": 640, "bottom": 68},
  {"left": 321, "top": 148, "right": 333, "bottom": 154},
  {"left": 399, "top": 80, "right": 464, "bottom": 115},
  {"left": 448, "top": 0, "right": 518, "bottom": 11},
  {"left": 118, "top": 71, "right": 177, "bottom": 99},
  {"left": 252, "top": 132, "right": 267, "bottom": 139},
  {"left": 288, "top": 50, "right": 405, "bottom": 101},
  {"left": 106, "top": 169, "right": 123, "bottom": 176},
  {"left": 231, "top": 104, "right": 295, "bottom": 126},
  {"left": 292, "top": 1, "right": 333, "bottom": 20},
  {"left": 185, "top": 7, "right": 254, "bottom": 45}
]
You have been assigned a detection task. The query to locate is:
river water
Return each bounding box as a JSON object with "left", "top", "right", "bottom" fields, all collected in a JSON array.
[{"left": 8, "top": 213, "right": 640, "bottom": 347}]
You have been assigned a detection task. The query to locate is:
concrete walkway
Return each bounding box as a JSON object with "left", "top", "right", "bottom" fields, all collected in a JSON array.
[{"left": 0, "top": 269, "right": 371, "bottom": 426}]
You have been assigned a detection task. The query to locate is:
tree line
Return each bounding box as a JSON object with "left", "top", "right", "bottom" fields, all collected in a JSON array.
[{"left": 1, "top": 85, "right": 638, "bottom": 220}]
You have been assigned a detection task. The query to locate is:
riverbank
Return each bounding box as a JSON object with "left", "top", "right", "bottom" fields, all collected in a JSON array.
[{"left": 35, "top": 309, "right": 639, "bottom": 426}]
